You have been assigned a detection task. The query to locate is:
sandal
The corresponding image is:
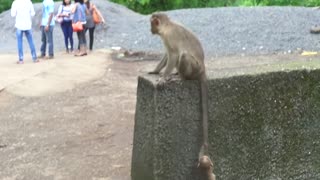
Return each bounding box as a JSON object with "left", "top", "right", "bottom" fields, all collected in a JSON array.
[
  {"left": 75, "top": 52, "right": 87, "bottom": 56},
  {"left": 16, "top": 61, "right": 24, "bottom": 64},
  {"left": 37, "top": 55, "right": 45, "bottom": 59},
  {"left": 46, "top": 56, "right": 54, "bottom": 60},
  {"left": 310, "top": 25, "right": 320, "bottom": 34}
]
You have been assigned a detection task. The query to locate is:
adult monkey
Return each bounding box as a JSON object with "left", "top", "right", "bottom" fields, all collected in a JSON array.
[{"left": 148, "top": 12, "right": 215, "bottom": 180}]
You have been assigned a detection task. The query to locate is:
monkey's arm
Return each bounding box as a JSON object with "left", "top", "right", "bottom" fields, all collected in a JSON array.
[
  {"left": 149, "top": 54, "right": 167, "bottom": 74},
  {"left": 162, "top": 54, "right": 178, "bottom": 79}
]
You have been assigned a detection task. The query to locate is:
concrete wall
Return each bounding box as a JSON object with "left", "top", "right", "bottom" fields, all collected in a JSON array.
[{"left": 131, "top": 69, "right": 320, "bottom": 180}]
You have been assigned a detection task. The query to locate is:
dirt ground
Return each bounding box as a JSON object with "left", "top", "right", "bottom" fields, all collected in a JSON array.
[
  {"left": 0, "top": 50, "right": 319, "bottom": 180},
  {"left": 0, "top": 50, "right": 158, "bottom": 180}
]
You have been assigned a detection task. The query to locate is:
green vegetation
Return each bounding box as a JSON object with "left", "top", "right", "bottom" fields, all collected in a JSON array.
[
  {"left": 0, "top": 0, "right": 59, "bottom": 14},
  {"left": 1, "top": 0, "right": 320, "bottom": 14},
  {"left": 0, "top": 0, "right": 13, "bottom": 14},
  {"left": 110, "top": 0, "right": 320, "bottom": 14}
]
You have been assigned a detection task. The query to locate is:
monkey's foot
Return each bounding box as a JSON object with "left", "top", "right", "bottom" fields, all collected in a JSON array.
[
  {"left": 172, "top": 72, "right": 179, "bottom": 76},
  {"left": 148, "top": 71, "right": 160, "bottom": 74}
]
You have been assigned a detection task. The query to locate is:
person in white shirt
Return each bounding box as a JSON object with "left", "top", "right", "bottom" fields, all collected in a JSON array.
[{"left": 11, "top": 0, "right": 38, "bottom": 64}]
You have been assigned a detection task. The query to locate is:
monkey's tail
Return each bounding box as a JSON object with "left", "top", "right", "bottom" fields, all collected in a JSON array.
[{"left": 200, "top": 75, "right": 209, "bottom": 155}]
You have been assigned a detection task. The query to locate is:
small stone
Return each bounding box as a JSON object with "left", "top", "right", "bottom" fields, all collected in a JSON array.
[{"left": 117, "top": 53, "right": 125, "bottom": 58}]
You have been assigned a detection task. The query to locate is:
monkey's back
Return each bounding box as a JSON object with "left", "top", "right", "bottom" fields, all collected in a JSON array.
[{"left": 168, "top": 21, "right": 205, "bottom": 62}]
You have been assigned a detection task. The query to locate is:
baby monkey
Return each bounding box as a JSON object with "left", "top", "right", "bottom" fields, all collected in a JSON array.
[{"left": 198, "top": 152, "right": 216, "bottom": 180}]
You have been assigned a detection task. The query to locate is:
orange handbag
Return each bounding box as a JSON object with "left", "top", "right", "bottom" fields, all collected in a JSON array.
[
  {"left": 93, "top": 9, "right": 102, "bottom": 24},
  {"left": 72, "top": 21, "right": 83, "bottom": 32}
]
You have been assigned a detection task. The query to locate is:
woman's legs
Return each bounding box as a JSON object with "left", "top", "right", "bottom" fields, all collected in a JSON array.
[
  {"left": 66, "top": 21, "right": 74, "bottom": 52},
  {"left": 61, "top": 22, "right": 69, "bottom": 52},
  {"left": 88, "top": 27, "right": 95, "bottom": 51},
  {"left": 76, "top": 27, "right": 87, "bottom": 56}
]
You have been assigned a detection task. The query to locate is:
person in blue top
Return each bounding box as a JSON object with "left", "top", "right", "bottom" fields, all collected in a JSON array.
[
  {"left": 39, "top": 0, "right": 55, "bottom": 59},
  {"left": 56, "top": 0, "right": 74, "bottom": 53},
  {"left": 72, "top": 0, "right": 87, "bottom": 56}
]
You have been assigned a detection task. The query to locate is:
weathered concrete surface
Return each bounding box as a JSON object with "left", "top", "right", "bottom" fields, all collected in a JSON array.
[{"left": 132, "top": 63, "right": 320, "bottom": 179}]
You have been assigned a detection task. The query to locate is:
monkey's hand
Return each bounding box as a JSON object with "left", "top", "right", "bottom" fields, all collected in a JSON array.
[{"left": 157, "top": 76, "right": 172, "bottom": 86}]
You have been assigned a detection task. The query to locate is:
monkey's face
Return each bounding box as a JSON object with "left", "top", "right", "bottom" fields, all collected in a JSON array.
[{"left": 150, "top": 16, "right": 160, "bottom": 35}]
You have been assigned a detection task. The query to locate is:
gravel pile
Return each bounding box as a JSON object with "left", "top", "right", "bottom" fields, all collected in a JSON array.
[{"left": 1, "top": 0, "right": 320, "bottom": 58}]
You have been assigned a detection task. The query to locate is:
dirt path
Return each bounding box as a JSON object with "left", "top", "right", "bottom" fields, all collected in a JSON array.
[
  {"left": 0, "top": 50, "right": 319, "bottom": 180},
  {"left": 0, "top": 51, "right": 157, "bottom": 180},
  {"left": 0, "top": 51, "right": 112, "bottom": 97}
]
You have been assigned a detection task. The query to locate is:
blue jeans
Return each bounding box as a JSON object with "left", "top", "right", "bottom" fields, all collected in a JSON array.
[
  {"left": 61, "top": 21, "right": 73, "bottom": 51},
  {"left": 77, "top": 29, "right": 86, "bottom": 46},
  {"left": 40, "top": 25, "right": 54, "bottom": 57},
  {"left": 16, "top": 29, "right": 37, "bottom": 61}
]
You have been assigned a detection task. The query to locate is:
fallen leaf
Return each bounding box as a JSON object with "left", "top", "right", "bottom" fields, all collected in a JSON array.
[{"left": 301, "top": 51, "right": 318, "bottom": 56}]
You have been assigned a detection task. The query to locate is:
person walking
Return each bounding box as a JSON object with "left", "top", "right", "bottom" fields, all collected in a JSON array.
[
  {"left": 11, "top": 0, "right": 38, "bottom": 64},
  {"left": 84, "top": 0, "right": 105, "bottom": 52},
  {"left": 39, "top": 0, "right": 55, "bottom": 59},
  {"left": 56, "top": 0, "right": 74, "bottom": 53}
]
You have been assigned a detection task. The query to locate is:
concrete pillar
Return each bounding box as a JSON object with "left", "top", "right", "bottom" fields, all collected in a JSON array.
[{"left": 132, "top": 69, "right": 320, "bottom": 179}]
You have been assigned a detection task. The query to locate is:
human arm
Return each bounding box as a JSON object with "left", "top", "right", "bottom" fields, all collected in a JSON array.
[
  {"left": 10, "top": 1, "right": 17, "bottom": 17},
  {"left": 58, "top": 5, "right": 72, "bottom": 17},
  {"left": 45, "top": 3, "right": 54, "bottom": 31},
  {"left": 71, "top": 3, "right": 78, "bottom": 14},
  {"left": 92, "top": 4, "right": 105, "bottom": 23},
  {"left": 45, "top": 13, "right": 54, "bottom": 31},
  {"left": 56, "top": 5, "right": 63, "bottom": 17},
  {"left": 30, "top": 2, "right": 35, "bottom": 17}
]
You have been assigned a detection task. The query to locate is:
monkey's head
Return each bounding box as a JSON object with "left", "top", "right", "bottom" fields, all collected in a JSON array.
[
  {"left": 150, "top": 12, "right": 170, "bottom": 35},
  {"left": 198, "top": 155, "right": 213, "bottom": 170}
]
